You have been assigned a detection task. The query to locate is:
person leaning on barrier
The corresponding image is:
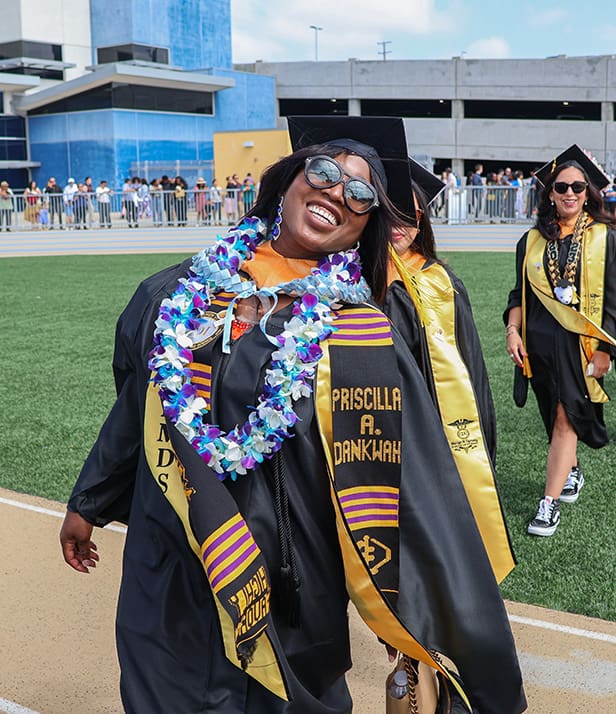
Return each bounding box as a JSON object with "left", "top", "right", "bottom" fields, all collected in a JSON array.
[
  {"left": 59, "top": 115, "right": 525, "bottom": 714},
  {"left": 0, "top": 180, "right": 15, "bottom": 231},
  {"left": 23, "top": 180, "right": 42, "bottom": 229},
  {"left": 505, "top": 145, "right": 616, "bottom": 537},
  {"left": 96, "top": 180, "right": 113, "bottom": 229}
]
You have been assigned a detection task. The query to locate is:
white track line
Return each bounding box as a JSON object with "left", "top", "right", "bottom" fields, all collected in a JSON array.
[
  {"left": 509, "top": 614, "right": 616, "bottom": 645},
  {"left": 0, "top": 698, "right": 41, "bottom": 714},
  {"left": 0, "top": 496, "right": 127, "bottom": 533},
  {"left": 2, "top": 496, "right": 616, "bottom": 644}
]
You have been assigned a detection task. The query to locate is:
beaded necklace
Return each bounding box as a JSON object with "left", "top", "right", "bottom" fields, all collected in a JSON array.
[
  {"left": 148, "top": 217, "right": 371, "bottom": 480},
  {"left": 547, "top": 211, "right": 589, "bottom": 305}
]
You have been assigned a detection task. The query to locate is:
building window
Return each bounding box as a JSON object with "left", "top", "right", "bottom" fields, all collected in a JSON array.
[
  {"left": 464, "top": 100, "right": 601, "bottom": 121},
  {"left": 361, "top": 99, "right": 451, "bottom": 118},
  {"left": 0, "top": 114, "right": 27, "bottom": 161},
  {"left": 28, "top": 83, "right": 214, "bottom": 115},
  {"left": 279, "top": 99, "right": 348, "bottom": 116},
  {"left": 97, "top": 44, "right": 170, "bottom": 65},
  {"left": 0, "top": 41, "right": 62, "bottom": 62},
  {"left": 0, "top": 40, "right": 64, "bottom": 80}
]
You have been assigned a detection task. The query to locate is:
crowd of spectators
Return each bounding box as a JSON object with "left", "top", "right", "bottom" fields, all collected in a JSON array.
[
  {"left": 0, "top": 172, "right": 258, "bottom": 230},
  {"left": 2, "top": 164, "right": 616, "bottom": 231}
]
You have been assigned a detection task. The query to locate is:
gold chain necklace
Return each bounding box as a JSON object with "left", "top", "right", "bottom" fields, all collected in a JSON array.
[{"left": 546, "top": 211, "right": 589, "bottom": 304}]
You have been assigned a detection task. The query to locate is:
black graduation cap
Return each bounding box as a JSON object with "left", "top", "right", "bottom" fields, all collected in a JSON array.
[
  {"left": 409, "top": 157, "right": 446, "bottom": 207},
  {"left": 287, "top": 115, "right": 412, "bottom": 211},
  {"left": 535, "top": 144, "right": 610, "bottom": 190}
]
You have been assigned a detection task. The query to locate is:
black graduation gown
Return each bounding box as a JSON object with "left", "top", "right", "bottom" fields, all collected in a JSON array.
[
  {"left": 504, "top": 226, "right": 616, "bottom": 447},
  {"left": 68, "top": 261, "right": 526, "bottom": 714},
  {"left": 383, "top": 261, "right": 497, "bottom": 464}
]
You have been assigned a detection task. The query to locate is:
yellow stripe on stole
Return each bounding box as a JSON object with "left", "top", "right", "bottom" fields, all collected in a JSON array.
[
  {"left": 347, "top": 519, "right": 397, "bottom": 532},
  {"left": 204, "top": 535, "right": 260, "bottom": 593},
  {"left": 400, "top": 258, "right": 515, "bottom": 583},
  {"left": 314, "top": 344, "right": 471, "bottom": 709},
  {"left": 202, "top": 515, "right": 248, "bottom": 570},
  {"left": 143, "top": 381, "right": 289, "bottom": 701},
  {"left": 339, "top": 485, "right": 399, "bottom": 497}
]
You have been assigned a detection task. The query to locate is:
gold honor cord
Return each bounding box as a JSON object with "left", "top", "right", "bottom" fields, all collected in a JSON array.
[
  {"left": 143, "top": 381, "right": 289, "bottom": 701},
  {"left": 526, "top": 226, "right": 615, "bottom": 402},
  {"left": 315, "top": 343, "right": 472, "bottom": 712},
  {"left": 391, "top": 253, "right": 515, "bottom": 583}
]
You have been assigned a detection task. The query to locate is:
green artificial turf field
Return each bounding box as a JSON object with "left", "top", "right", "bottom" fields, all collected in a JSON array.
[{"left": 1, "top": 251, "right": 614, "bottom": 620}]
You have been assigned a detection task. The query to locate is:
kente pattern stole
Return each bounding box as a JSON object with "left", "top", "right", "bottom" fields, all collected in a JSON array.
[
  {"left": 390, "top": 250, "right": 515, "bottom": 583},
  {"left": 143, "top": 299, "right": 469, "bottom": 708},
  {"left": 525, "top": 225, "right": 616, "bottom": 402},
  {"left": 316, "top": 304, "right": 470, "bottom": 708}
]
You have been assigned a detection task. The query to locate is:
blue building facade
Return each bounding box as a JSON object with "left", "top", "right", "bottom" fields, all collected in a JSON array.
[{"left": 2, "top": 0, "right": 275, "bottom": 188}]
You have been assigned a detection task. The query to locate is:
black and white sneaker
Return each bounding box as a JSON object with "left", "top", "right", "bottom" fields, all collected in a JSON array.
[
  {"left": 527, "top": 497, "right": 560, "bottom": 536},
  {"left": 560, "top": 466, "right": 585, "bottom": 504}
]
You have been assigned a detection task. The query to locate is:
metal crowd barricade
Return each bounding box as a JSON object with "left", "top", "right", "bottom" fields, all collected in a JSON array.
[
  {"left": 1, "top": 187, "right": 249, "bottom": 230},
  {"left": 1, "top": 183, "right": 541, "bottom": 230},
  {"left": 430, "top": 184, "right": 536, "bottom": 224}
]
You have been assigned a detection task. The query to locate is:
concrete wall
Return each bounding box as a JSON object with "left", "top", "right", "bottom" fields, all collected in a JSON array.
[
  {"left": 238, "top": 56, "right": 616, "bottom": 168},
  {"left": 0, "top": 0, "right": 93, "bottom": 80}
]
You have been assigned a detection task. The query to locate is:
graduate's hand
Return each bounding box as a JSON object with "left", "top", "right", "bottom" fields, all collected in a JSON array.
[
  {"left": 589, "top": 350, "right": 612, "bottom": 379},
  {"left": 60, "top": 510, "right": 99, "bottom": 573},
  {"left": 506, "top": 330, "right": 526, "bottom": 367}
]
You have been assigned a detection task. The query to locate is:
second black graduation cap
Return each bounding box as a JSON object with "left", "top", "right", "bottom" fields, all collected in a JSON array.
[
  {"left": 535, "top": 144, "right": 610, "bottom": 190},
  {"left": 287, "top": 115, "right": 412, "bottom": 212},
  {"left": 409, "top": 157, "right": 446, "bottom": 207}
]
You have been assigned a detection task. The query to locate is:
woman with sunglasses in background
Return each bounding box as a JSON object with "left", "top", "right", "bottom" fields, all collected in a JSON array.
[
  {"left": 383, "top": 159, "right": 516, "bottom": 587},
  {"left": 505, "top": 145, "right": 616, "bottom": 536},
  {"left": 60, "top": 116, "right": 525, "bottom": 714}
]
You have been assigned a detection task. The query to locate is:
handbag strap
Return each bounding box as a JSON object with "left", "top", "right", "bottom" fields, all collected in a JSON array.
[
  {"left": 403, "top": 655, "right": 420, "bottom": 714},
  {"left": 403, "top": 651, "right": 447, "bottom": 714}
]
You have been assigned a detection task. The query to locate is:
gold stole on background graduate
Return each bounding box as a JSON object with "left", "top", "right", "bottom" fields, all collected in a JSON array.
[
  {"left": 525, "top": 225, "right": 616, "bottom": 403},
  {"left": 390, "top": 249, "right": 515, "bottom": 584}
]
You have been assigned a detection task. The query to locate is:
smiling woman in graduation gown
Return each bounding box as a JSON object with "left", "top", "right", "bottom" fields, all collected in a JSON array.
[{"left": 60, "top": 118, "right": 525, "bottom": 714}]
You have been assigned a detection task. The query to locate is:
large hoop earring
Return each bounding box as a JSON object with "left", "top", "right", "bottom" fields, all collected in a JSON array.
[{"left": 270, "top": 195, "right": 284, "bottom": 240}]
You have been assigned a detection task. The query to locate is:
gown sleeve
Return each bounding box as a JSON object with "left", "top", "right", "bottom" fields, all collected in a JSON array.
[
  {"left": 67, "top": 260, "right": 190, "bottom": 526},
  {"left": 503, "top": 231, "right": 528, "bottom": 322}
]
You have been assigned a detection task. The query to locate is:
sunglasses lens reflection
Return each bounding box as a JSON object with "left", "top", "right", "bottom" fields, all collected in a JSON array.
[
  {"left": 305, "top": 157, "right": 343, "bottom": 187},
  {"left": 304, "top": 156, "right": 378, "bottom": 214}
]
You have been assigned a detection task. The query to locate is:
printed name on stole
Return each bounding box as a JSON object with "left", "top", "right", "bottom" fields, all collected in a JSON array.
[
  {"left": 332, "top": 386, "right": 401, "bottom": 412},
  {"left": 333, "top": 438, "right": 401, "bottom": 465},
  {"left": 228, "top": 566, "right": 271, "bottom": 636},
  {"left": 332, "top": 386, "right": 401, "bottom": 465}
]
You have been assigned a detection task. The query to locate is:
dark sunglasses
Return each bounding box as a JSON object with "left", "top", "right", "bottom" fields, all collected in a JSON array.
[
  {"left": 553, "top": 181, "right": 588, "bottom": 194},
  {"left": 304, "top": 155, "right": 379, "bottom": 215}
]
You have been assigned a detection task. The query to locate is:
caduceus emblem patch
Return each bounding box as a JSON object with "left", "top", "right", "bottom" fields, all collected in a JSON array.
[{"left": 448, "top": 418, "right": 479, "bottom": 454}]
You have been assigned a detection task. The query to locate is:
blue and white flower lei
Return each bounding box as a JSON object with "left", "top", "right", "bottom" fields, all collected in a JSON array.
[{"left": 148, "top": 217, "right": 371, "bottom": 481}]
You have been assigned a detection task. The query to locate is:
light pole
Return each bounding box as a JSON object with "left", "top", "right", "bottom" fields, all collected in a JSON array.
[{"left": 309, "top": 25, "right": 323, "bottom": 62}]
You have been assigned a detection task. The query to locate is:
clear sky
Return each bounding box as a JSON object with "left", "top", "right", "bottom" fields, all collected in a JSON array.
[{"left": 231, "top": 0, "right": 614, "bottom": 64}]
